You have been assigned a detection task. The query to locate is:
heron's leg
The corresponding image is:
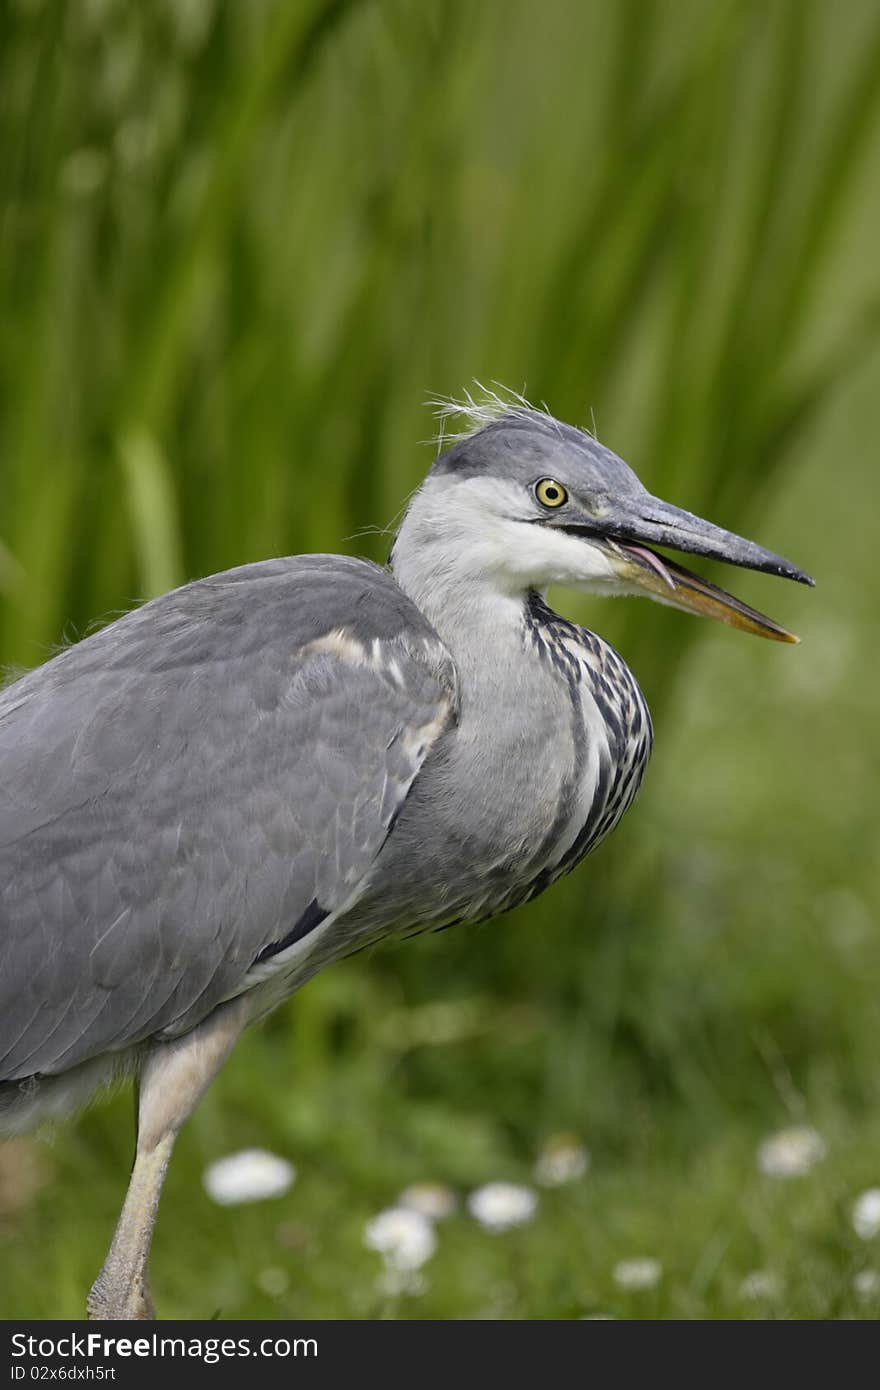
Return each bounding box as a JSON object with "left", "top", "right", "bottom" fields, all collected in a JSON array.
[
  {"left": 86, "top": 1126, "right": 172, "bottom": 1321},
  {"left": 87, "top": 999, "right": 247, "bottom": 1321}
]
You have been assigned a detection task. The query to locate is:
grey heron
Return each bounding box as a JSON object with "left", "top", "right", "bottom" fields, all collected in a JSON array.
[{"left": 0, "top": 396, "right": 812, "bottom": 1319}]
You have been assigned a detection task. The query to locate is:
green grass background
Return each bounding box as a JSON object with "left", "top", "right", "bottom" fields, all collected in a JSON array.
[{"left": 1, "top": 0, "right": 879, "bottom": 1319}]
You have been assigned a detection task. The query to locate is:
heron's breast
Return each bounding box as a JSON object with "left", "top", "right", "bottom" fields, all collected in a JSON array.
[
  {"left": 531, "top": 631, "right": 647, "bottom": 878},
  {"left": 513, "top": 619, "right": 653, "bottom": 902},
  {"left": 342, "top": 611, "right": 653, "bottom": 939}
]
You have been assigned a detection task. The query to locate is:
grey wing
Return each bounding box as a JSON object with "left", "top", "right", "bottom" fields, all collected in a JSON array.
[{"left": 0, "top": 556, "right": 457, "bottom": 1081}]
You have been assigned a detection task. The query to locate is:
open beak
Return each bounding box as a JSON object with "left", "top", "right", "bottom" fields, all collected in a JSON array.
[{"left": 561, "top": 496, "right": 813, "bottom": 643}]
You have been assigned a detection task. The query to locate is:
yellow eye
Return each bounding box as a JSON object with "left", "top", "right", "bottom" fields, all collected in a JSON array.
[{"left": 535, "top": 478, "right": 568, "bottom": 508}]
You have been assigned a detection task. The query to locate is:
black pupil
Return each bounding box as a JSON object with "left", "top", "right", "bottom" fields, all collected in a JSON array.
[{"left": 544, "top": 485, "right": 559, "bottom": 500}]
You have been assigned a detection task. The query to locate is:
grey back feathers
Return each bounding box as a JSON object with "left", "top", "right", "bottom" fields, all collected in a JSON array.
[{"left": 0, "top": 557, "right": 456, "bottom": 1083}]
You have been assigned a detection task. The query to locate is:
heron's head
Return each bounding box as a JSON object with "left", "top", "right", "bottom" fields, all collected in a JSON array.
[{"left": 392, "top": 400, "right": 813, "bottom": 641}]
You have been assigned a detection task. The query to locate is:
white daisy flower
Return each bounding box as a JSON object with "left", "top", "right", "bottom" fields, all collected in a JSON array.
[
  {"left": 852, "top": 1189, "right": 880, "bottom": 1241},
  {"left": 467, "top": 1182, "right": 538, "bottom": 1232},
  {"left": 363, "top": 1207, "right": 437, "bottom": 1270},
  {"left": 756, "top": 1126, "right": 826, "bottom": 1178},
  {"left": 739, "top": 1270, "right": 783, "bottom": 1301},
  {"left": 398, "top": 1182, "right": 458, "bottom": 1222},
  {"left": 852, "top": 1269, "right": 880, "bottom": 1299},
  {"left": 533, "top": 1134, "right": 590, "bottom": 1187},
  {"left": 202, "top": 1149, "right": 296, "bottom": 1206},
  {"left": 612, "top": 1257, "right": 662, "bottom": 1291},
  {"left": 257, "top": 1266, "right": 290, "bottom": 1298}
]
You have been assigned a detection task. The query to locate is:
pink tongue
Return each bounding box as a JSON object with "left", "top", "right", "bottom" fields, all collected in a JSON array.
[{"left": 623, "top": 543, "right": 675, "bottom": 590}]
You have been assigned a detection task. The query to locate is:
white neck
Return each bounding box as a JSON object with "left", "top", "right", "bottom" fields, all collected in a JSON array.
[
  {"left": 390, "top": 473, "right": 623, "bottom": 661},
  {"left": 390, "top": 479, "right": 529, "bottom": 664}
]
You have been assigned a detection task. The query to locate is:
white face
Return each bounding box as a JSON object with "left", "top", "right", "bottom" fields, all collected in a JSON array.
[{"left": 394, "top": 474, "right": 627, "bottom": 598}]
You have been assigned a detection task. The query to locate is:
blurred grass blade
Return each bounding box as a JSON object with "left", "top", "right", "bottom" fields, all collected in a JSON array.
[
  {"left": 120, "top": 0, "right": 365, "bottom": 434},
  {"left": 0, "top": 537, "right": 25, "bottom": 599},
  {"left": 118, "top": 430, "right": 184, "bottom": 598},
  {"left": 773, "top": 16, "right": 880, "bottom": 355}
]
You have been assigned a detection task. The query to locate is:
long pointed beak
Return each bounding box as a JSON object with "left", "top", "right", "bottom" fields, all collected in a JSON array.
[
  {"left": 564, "top": 496, "right": 814, "bottom": 643},
  {"left": 616, "top": 497, "right": 813, "bottom": 586}
]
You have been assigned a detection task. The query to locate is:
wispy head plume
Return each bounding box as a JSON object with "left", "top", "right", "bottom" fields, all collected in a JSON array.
[{"left": 426, "top": 382, "right": 560, "bottom": 455}]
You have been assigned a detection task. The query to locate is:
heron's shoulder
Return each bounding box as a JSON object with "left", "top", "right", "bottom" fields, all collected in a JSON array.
[
  {"left": 180, "top": 554, "right": 455, "bottom": 689},
  {"left": 185, "top": 553, "right": 441, "bottom": 641},
  {"left": 0, "top": 553, "right": 454, "bottom": 703}
]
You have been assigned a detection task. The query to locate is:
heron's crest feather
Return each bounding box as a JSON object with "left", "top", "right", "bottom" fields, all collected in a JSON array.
[{"left": 427, "top": 382, "right": 561, "bottom": 454}]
